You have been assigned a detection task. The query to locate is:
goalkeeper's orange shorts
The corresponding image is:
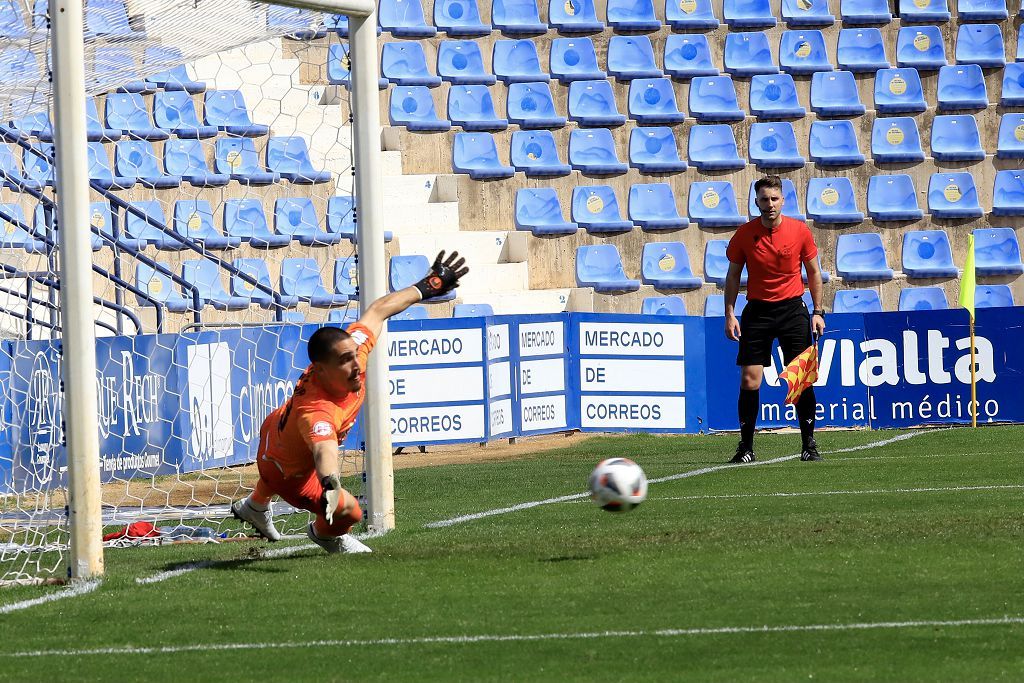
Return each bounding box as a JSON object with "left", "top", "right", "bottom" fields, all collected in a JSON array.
[{"left": 257, "top": 456, "right": 361, "bottom": 536}]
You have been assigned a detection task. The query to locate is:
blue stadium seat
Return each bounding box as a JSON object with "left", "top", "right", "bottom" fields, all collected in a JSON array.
[
  {"left": 506, "top": 82, "right": 566, "bottom": 128},
  {"left": 492, "top": 0, "right": 546, "bottom": 34},
  {"left": 550, "top": 38, "right": 606, "bottom": 83},
  {"left": 930, "top": 115, "right": 985, "bottom": 162},
  {"left": 334, "top": 256, "right": 359, "bottom": 300},
  {"left": 141, "top": 46, "right": 205, "bottom": 93},
  {"left": 22, "top": 143, "right": 55, "bottom": 190},
  {"left": 957, "top": 0, "right": 1007, "bottom": 20},
  {"left": 232, "top": 258, "right": 296, "bottom": 308},
  {"left": 724, "top": 32, "right": 778, "bottom": 76},
  {"left": 642, "top": 296, "right": 687, "bottom": 315},
  {"left": 0, "top": 0, "right": 30, "bottom": 39},
  {"left": 87, "top": 47, "right": 137, "bottom": 92},
  {"left": 323, "top": 12, "right": 349, "bottom": 35},
  {"left": 955, "top": 23, "right": 1004, "bottom": 68},
  {"left": 836, "top": 233, "right": 894, "bottom": 281},
  {"left": 115, "top": 140, "right": 179, "bottom": 188},
  {"left": 567, "top": 79, "right": 627, "bottom": 126},
  {"left": 203, "top": 90, "right": 270, "bottom": 137},
  {"left": 996, "top": 114, "right": 1024, "bottom": 159},
  {"left": 628, "top": 126, "right": 687, "bottom": 172},
  {"left": 902, "top": 230, "right": 958, "bottom": 278},
  {"left": 105, "top": 93, "right": 167, "bottom": 141},
  {"left": 492, "top": 40, "right": 549, "bottom": 82},
  {"left": 173, "top": 200, "right": 239, "bottom": 249},
  {"left": 899, "top": 286, "right": 948, "bottom": 310},
  {"left": 936, "top": 64, "right": 988, "bottom": 110},
  {"left": 153, "top": 91, "right": 216, "bottom": 139},
  {"left": 215, "top": 138, "right": 280, "bottom": 185},
  {"left": 897, "top": 0, "right": 949, "bottom": 21},
  {"left": 575, "top": 244, "right": 641, "bottom": 292},
  {"left": 779, "top": 30, "right": 832, "bottom": 74},
  {"left": 801, "top": 256, "right": 831, "bottom": 283},
  {"left": 266, "top": 6, "right": 324, "bottom": 38},
  {"left": 833, "top": 289, "right": 882, "bottom": 313},
  {"left": 607, "top": 35, "right": 661, "bottom": 80},
  {"left": 87, "top": 141, "right": 134, "bottom": 190},
  {"left": 392, "top": 305, "right": 431, "bottom": 320},
  {"left": 688, "top": 181, "right": 744, "bottom": 227},
  {"left": 266, "top": 137, "right": 332, "bottom": 184},
  {"left": 705, "top": 293, "right": 748, "bottom": 317},
  {"left": 223, "top": 199, "right": 290, "bottom": 249},
  {"left": 433, "top": 0, "right": 490, "bottom": 35},
  {"left": 326, "top": 198, "right": 391, "bottom": 245},
  {"left": 378, "top": 0, "right": 435, "bottom": 36},
  {"left": 135, "top": 263, "right": 191, "bottom": 312},
  {"left": 325, "top": 308, "right": 359, "bottom": 326},
  {"left": 874, "top": 68, "right": 927, "bottom": 113},
  {"left": 83, "top": 202, "right": 110, "bottom": 250},
  {"left": 723, "top": 0, "right": 776, "bottom": 27},
  {"left": 992, "top": 170, "right": 1024, "bottom": 216},
  {"left": 86, "top": 97, "right": 119, "bottom": 142},
  {"left": 837, "top": 28, "right": 889, "bottom": 72},
  {"left": 447, "top": 85, "right": 508, "bottom": 130},
  {"left": 867, "top": 174, "right": 923, "bottom": 220},
  {"left": 928, "top": 172, "right": 984, "bottom": 218},
  {"left": 688, "top": 75, "right": 743, "bottom": 121},
  {"left": 666, "top": 0, "right": 719, "bottom": 29},
  {"left": 782, "top": 0, "right": 834, "bottom": 25},
  {"left": 688, "top": 124, "right": 745, "bottom": 171},
  {"left": 974, "top": 228, "right": 1024, "bottom": 275},
  {"left": 606, "top": 0, "right": 660, "bottom": 31},
  {"left": 806, "top": 177, "right": 864, "bottom": 223},
  {"left": 809, "top": 120, "right": 864, "bottom": 165},
  {"left": 628, "top": 77, "right": 685, "bottom": 123},
  {"left": 124, "top": 201, "right": 177, "bottom": 250},
  {"left": 1001, "top": 63, "right": 1024, "bottom": 107},
  {"left": 391, "top": 254, "right": 457, "bottom": 300},
  {"left": 275, "top": 197, "right": 341, "bottom": 246},
  {"left": 329, "top": 43, "right": 389, "bottom": 88},
  {"left": 838, "top": 0, "right": 891, "bottom": 24},
  {"left": 514, "top": 187, "right": 579, "bottom": 234},
  {"left": 281, "top": 258, "right": 350, "bottom": 307},
  {"left": 548, "top": 0, "right": 604, "bottom": 33},
  {"left": 0, "top": 143, "right": 28, "bottom": 190},
  {"left": 452, "top": 132, "right": 515, "bottom": 178},
  {"left": 571, "top": 185, "right": 634, "bottom": 232},
  {"left": 164, "top": 139, "right": 230, "bottom": 188},
  {"left": 438, "top": 40, "right": 496, "bottom": 84},
  {"left": 629, "top": 183, "right": 689, "bottom": 230},
  {"left": 511, "top": 130, "right": 572, "bottom": 176},
  {"left": 381, "top": 42, "right": 441, "bottom": 86},
  {"left": 809, "top": 70, "right": 865, "bottom": 115},
  {"left": 975, "top": 284, "right": 1015, "bottom": 309},
  {"left": 895, "top": 27, "right": 947, "bottom": 70},
  {"left": 748, "top": 122, "right": 805, "bottom": 169},
  {"left": 747, "top": 178, "right": 805, "bottom": 221},
  {"left": 10, "top": 112, "right": 52, "bottom": 141},
  {"left": 642, "top": 242, "right": 702, "bottom": 288},
  {"left": 664, "top": 34, "right": 718, "bottom": 78},
  {"left": 569, "top": 128, "right": 628, "bottom": 174},
  {"left": 749, "top": 73, "right": 806, "bottom": 119},
  {"left": 453, "top": 303, "right": 495, "bottom": 317},
  {"left": 390, "top": 86, "right": 452, "bottom": 131},
  {"left": 182, "top": 260, "right": 250, "bottom": 310},
  {"left": 0, "top": 203, "right": 44, "bottom": 252},
  {"left": 704, "top": 239, "right": 748, "bottom": 285},
  {"left": 871, "top": 117, "right": 925, "bottom": 163}
]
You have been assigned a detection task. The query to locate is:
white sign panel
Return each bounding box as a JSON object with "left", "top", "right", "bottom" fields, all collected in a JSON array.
[
  {"left": 488, "top": 361, "right": 511, "bottom": 399},
  {"left": 579, "top": 359, "right": 686, "bottom": 393},
  {"left": 487, "top": 324, "right": 510, "bottom": 360},
  {"left": 578, "top": 322, "right": 685, "bottom": 357},
  {"left": 519, "top": 321, "right": 564, "bottom": 358},
  {"left": 519, "top": 358, "right": 565, "bottom": 395},
  {"left": 581, "top": 395, "right": 686, "bottom": 429},
  {"left": 187, "top": 342, "right": 234, "bottom": 462},
  {"left": 389, "top": 366, "right": 483, "bottom": 405},
  {"left": 387, "top": 328, "right": 483, "bottom": 366},
  {"left": 520, "top": 394, "right": 567, "bottom": 432},
  {"left": 391, "top": 404, "right": 486, "bottom": 443},
  {"left": 489, "top": 398, "right": 513, "bottom": 436}
]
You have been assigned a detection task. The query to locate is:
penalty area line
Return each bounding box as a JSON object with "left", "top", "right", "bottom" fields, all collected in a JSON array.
[{"left": 0, "top": 579, "right": 101, "bottom": 614}]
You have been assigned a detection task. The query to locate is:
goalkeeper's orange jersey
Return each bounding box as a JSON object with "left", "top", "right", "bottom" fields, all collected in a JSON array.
[{"left": 257, "top": 323, "right": 376, "bottom": 478}]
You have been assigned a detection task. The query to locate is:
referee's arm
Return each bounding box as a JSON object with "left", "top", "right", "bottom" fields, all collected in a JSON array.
[
  {"left": 804, "top": 257, "right": 826, "bottom": 336},
  {"left": 723, "top": 262, "right": 744, "bottom": 341}
]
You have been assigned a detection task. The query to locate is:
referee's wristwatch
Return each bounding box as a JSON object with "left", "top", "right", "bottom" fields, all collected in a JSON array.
[{"left": 812, "top": 309, "right": 826, "bottom": 319}]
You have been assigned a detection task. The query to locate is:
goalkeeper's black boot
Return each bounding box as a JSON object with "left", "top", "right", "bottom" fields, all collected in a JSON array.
[
  {"left": 801, "top": 438, "right": 823, "bottom": 462},
  {"left": 730, "top": 441, "right": 755, "bottom": 464}
]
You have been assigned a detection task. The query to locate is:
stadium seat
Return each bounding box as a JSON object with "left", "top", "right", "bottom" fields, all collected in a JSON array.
[
  {"left": 0, "top": 203, "right": 45, "bottom": 252},
  {"left": 381, "top": 42, "right": 442, "bottom": 86},
  {"left": 996, "top": 113, "right": 1024, "bottom": 159},
  {"left": 902, "top": 230, "right": 958, "bottom": 278},
  {"left": 492, "top": 0, "right": 545, "bottom": 34},
  {"left": 548, "top": 0, "right": 603, "bottom": 33},
  {"left": 575, "top": 244, "right": 641, "bottom": 292},
  {"left": 809, "top": 70, "right": 865, "bottom": 116},
  {"left": 957, "top": 0, "right": 1007, "bottom": 20},
  {"left": 105, "top": 93, "right": 167, "bottom": 141},
  {"left": 898, "top": 286, "right": 948, "bottom": 311},
  {"left": 433, "top": 0, "right": 490, "bottom": 35},
  {"left": 928, "top": 173, "right": 984, "bottom": 218},
  {"left": 492, "top": 39, "right": 549, "bottom": 82},
  {"left": 21, "top": 142, "right": 55, "bottom": 190},
  {"left": 642, "top": 296, "right": 687, "bottom": 315},
  {"left": 511, "top": 130, "right": 573, "bottom": 176},
  {"left": 867, "top": 174, "right": 924, "bottom": 221},
  {"left": 437, "top": 40, "right": 496, "bottom": 85},
  {"left": 833, "top": 289, "right": 882, "bottom": 313},
  {"left": 86, "top": 97, "right": 119, "bottom": 142},
  {"left": 571, "top": 185, "right": 634, "bottom": 232},
  {"left": 975, "top": 284, "right": 1015, "bottom": 308},
  {"left": 806, "top": 177, "right": 864, "bottom": 223},
  {"left": 135, "top": 263, "right": 191, "bottom": 312},
  {"left": 390, "top": 86, "right": 452, "bottom": 131},
  {"left": 390, "top": 254, "right": 456, "bottom": 300},
  {"left": 506, "top": 82, "right": 566, "bottom": 128},
  {"left": 275, "top": 198, "right": 341, "bottom": 246},
  {"left": 0, "top": 0, "right": 30, "bottom": 39},
  {"left": 749, "top": 74, "right": 806, "bottom": 119},
  {"left": 452, "top": 132, "right": 515, "bottom": 178},
  {"left": 628, "top": 126, "right": 688, "bottom": 172},
  {"left": 141, "top": 46, "right": 205, "bottom": 93},
  {"left": 567, "top": 79, "right": 627, "bottom": 126},
  {"left": 801, "top": 256, "right": 831, "bottom": 283},
  {"left": 224, "top": 199, "right": 290, "bottom": 249},
  {"left": 871, "top": 117, "right": 925, "bottom": 163},
  {"left": 837, "top": 28, "right": 889, "bottom": 72},
  {"left": 936, "top": 64, "right": 988, "bottom": 110},
  {"left": 809, "top": 120, "right": 864, "bottom": 166},
  {"left": 124, "top": 201, "right": 177, "bottom": 250},
  {"left": 748, "top": 122, "right": 805, "bottom": 170},
  {"left": 392, "top": 305, "right": 431, "bottom": 321},
  {"left": 704, "top": 239, "right": 748, "bottom": 285},
  {"left": 87, "top": 47, "right": 136, "bottom": 92},
  {"left": 664, "top": 34, "right": 718, "bottom": 78},
  {"left": 688, "top": 181, "right": 744, "bottom": 227},
  {"left": 606, "top": 0, "right": 660, "bottom": 31},
  {"left": 782, "top": 0, "right": 834, "bottom": 26},
  {"left": 164, "top": 139, "right": 230, "bottom": 188},
  {"left": 705, "top": 293, "right": 748, "bottom": 317},
  {"left": 628, "top": 78, "right": 685, "bottom": 123},
  {"left": 747, "top": 178, "right": 805, "bottom": 221},
  {"left": 642, "top": 242, "right": 702, "bottom": 288},
  {"left": 181, "top": 260, "right": 250, "bottom": 310},
  {"left": 688, "top": 75, "right": 743, "bottom": 122},
  {"left": 281, "top": 258, "right": 350, "bottom": 307},
  {"left": 0, "top": 143, "right": 28, "bottom": 190},
  {"left": 723, "top": 0, "right": 776, "bottom": 27},
  {"left": 514, "top": 187, "right": 579, "bottom": 235},
  {"left": 568, "top": 128, "right": 628, "bottom": 174},
  {"left": 874, "top": 68, "right": 927, "bottom": 113},
  {"left": 836, "top": 233, "right": 894, "bottom": 281},
  {"left": 87, "top": 141, "right": 134, "bottom": 190},
  {"left": 974, "top": 228, "right": 1024, "bottom": 275},
  {"left": 203, "top": 90, "right": 269, "bottom": 137},
  {"left": 153, "top": 91, "right": 216, "bottom": 140},
  {"left": 839, "top": 0, "right": 891, "bottom": 23},
  {"left": 992, "top": 170, "right": 1024, "bottom": 216},
  {"left": 550, "top": 38, "right": 606, "bottom": 83},
  {"left": 214, "top": 138, "right": 280, "bottom": 185},
  {"left": 115, "top": 140, "right": 179, "bottom": 189},
  {"left": 173, "top": 200, "right": 238, "bottom": 249},
  {"left": 232, "top": 258, "right": 296, "bottom": 308},
  {"left": 779, "top": 30, "right": 832, "bottom": 74},
  {"left": 329, "top": 43, "right": 389, "bottom": 88},
  {"left": 323, "top": 12, "right": 349, "bottom": 35},
  {"left": 688, "top": 124, "right": 745, "bottom": 171},
  {"left": 378, "top": 0, "right": 436, "bottom": 36},
  {"left": 83, "top": 202, "right": 110, "bottom": 250},
  {"left": 453, "top": 303, "right": 495, "bottom": 317},
  {"left": 897, "top": 0, "right": 949, "bottom": 22},
  {"left": 628, "top": 183, "right": 689, "bottom": 230},
  {"left": 955, "top": 24, "right": 1004, "bottom": 68},
  {"left": 607, "top": 35, "right": 661, "bottom": 80},
  {"left": 895, "top": 27, "right": 947, "bottom": 70},
  {"left": 1001, "top": 63, "right": 1024, "bottom": 107},
  {"left": 930, "top": 115, "right": 985, "bottom": 162},
  {"left": 666, "top": 0, "right": 718, "bottom": 29},
  {"left": 266, "top": 137, "right": 332, "bottom": 184},
  {"left": 334, "top": 256, "right": 359, "bottom": 300},
  {"left": 266, "top": 6, "right": 324, "bottom": 39},
  {"left": 327, "top": 195, "right": 394, "bottom": 242},
  {"left": 724, "top": 32, "right": 778, "bottom": 76},
  {"left": 9, "top": 112, "right": 52, "bottom": 142},
  {"left": 447, "top": 85, "right": 508, "bottom": 131}
]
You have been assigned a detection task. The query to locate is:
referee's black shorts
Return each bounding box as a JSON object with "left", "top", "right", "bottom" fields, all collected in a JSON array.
[{"left": 737, "top": 296, "right": 812, "bottom": 367}]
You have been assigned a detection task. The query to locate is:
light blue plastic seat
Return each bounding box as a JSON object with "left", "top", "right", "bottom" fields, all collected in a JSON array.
[
  {"left": 141, "top": 46, "right": 205, "bottom": 93},
  {"left": 688, "top": 75, "right": 743, "bottom": 121},
  {"left": 224, "top": 199, "right": 290, "bottom": 249},
  {"left": 703, "top": 240, "right": 748, "bottom": 285},
  {"left": 105, "top": 93, "right": 167, "bottom": 141},
  {"left": 173, "top": 200, "right": 238, "bottom": 249},
  {"left": 930, "top": 115, "right": 985, "bottom": 162},
  {"left": 232, "top": 258, "right": 296, "bottom": 308},
  {"left": 974, "top": 228, "right": 1024, "bottom": 275},
  {"left": 124, "top": 200, "right": 177, "bottom": 250},
  {"left": 438, "top": 40, "right": 496, "bottom": 85},
  {"left": 265, "top": 6, "right": 324, "bottom": 39},
  {"left": 115, "top": 140, "right": 179, "bottom": 189},
  {"left": 88, "top": 47, "right": 138, "bottom": 92},
  {"left": 327, "top": 195, "right": 394, "bottom": 242},
  {"left": 724, "top": 32, "right": 778, "bottom": 76},
  {"left": 392, "top": 305, "right": 431, "bottom": 321},
  {"left": 874, "top": 68, "right": 927, "bottom": 113},
  {"left": 512, "top": 129, "right": 572, "bottom": 176},
  {"left": 642, "top": 242, "right": 702, "bottom": 288},
  {"left": 957, "top": 0, "right": 1007, "bottom": 20},
  {"left": 608, "top": 35, "right": 661, "bottom": 80},
  {"left": 381, "top": 42, "right": 442, "bottom": 86},
  {"left": 628, "top": 126, "right": 687, "bottom": 172},
  {"left": 83, "top": 202, "right": 110, "bottom": 250},
  {"left": 705, "top": 293, "right": 748, "bottom": 317},
  {"left": 688, "top": 124, "right": 745, "bottom": 171},
  {"left": 390, "top": 86, "right": 452, "bottom": 131},
  {"left": 182, "top": 260, "right": 250, "bottom": 310},
  {"left": 992, "top": 170, "right": 1024, "bottom": 216},
  {"left": 1000, "top": 63, "right": 1024, "bottom": 107},
  {"left": 571, "top": 185, "right": 634, "bottom": 232},
  {"left": 452, "top": 132, "right": 515, "bottom": 178},
  {"left": 834, "top": 289, "right": 882, "bottom": 313},
  {"left": 642, "top": 296, "right": 687, "bottom": 315},
  {"left": 548, "top": 0, "right": 604, "bottom": 33},
  {"left": 996, "top": 114, "right": 1024, "bottom": 159},
  {"left": 664, "top": 34, "right": 718, "bottom": 78},
  {"left": 837, "top": 28, "right": 889, "bottom": 72},
  {"left": 895, "top": 27, "right": 947, "bottom": 70},
  {"left": 607, "top": 0, "right": 660, "bottom": 31},
  {"left": 334, "top": 256, "right": 359, "bottom": 299},
  {"left": 506, "top": 82, "right": 566, "bottom": 128},
  {"left": 0, "top": 0, "right": 30, "bottom": 39},
  {"left": 86, "top": 97, "right": 119, "bottom": 142},
  {"left": 203, "top": 90, "right": 270, "bottom": 137},
  {"left": 780, "top": 30, "right": 832, "bottom": 74},
  {"left": 782, "top": 0, "right": 834, "bottom": 25},
  {"left": 135, "top": 263, "right": 191, "bottom": 312},
  {"left": 839, "top": 0, "right": 891, "bottom": 24},
  {"left": 747, "top": 178, "right": 805, "bottom": 221},
  {"left": 749, "top": 73, "right": 806, "bottom": 119},
  {"left": 809, "top": 120, "right": 865, "bottom": 165},
  {"left": 514, "top": 187, "right": 579, "bottom": 234},
  {"left": 809, "top": 70, "right": 865, "bottom": 116},
  {"left": 492, "top": 0, "right": 546, "bottom": 34},
  {"left": 390, "top": 254, "right": 456, "bottom": 300},
  {"left": 266, "top": 136, "right": 332, "bottom": 184},
  {"left": 20, "top": 143, "right": 53, "bottom": 190},
  {"left": 214, "top": 138, "right": 280, "bottom": 185},
  {"left": 666, "top": 0, "right": 718, "bottom": 29},
  {"left": 153, "top": 91, "right": 216, "bottom": 139},
  {"left": 567, "top": 79, "right": 627, "bottom": 126},
  {"left": 936, "top": 64, "right": 988, "bottom": 110},
  {"left": 955, "top": 23, "right": 1004, "bottom": 68},
  {"left": 807, "top": 177, "right": 864, "bottom": 223},
  {"left": 802, "top": 256, "right": 832, "bottom": 284},
  {"left": 723, "top": 0, "right": 776, "bottom": 27},
  {"left": 327, "top": 43, "right": 365, "bottom": 88},
  {"left": 0, "top": 203, "right": 45, "bottom": 252},
  {"left": 9, "top": 112, "right": 52, "bottom": 142},
  {"left": 836, "top": 233, "right": 894, "bottom": 281},
  {"left": 164, "top": 139, "right": 230, "bottom": 188},
  {"left": 323, "top": 13, "right": 350, "bottom": 35},
  {"left": 897, "top": 0, "right": 949, "bottom": 21},
  {"left": 688, "top": 181, "right": 744, "bottom": 227},
  {"left": 550, "top": 38, "right": 606, "bottom": 83},
  {"left": 902, "top": 230, "right": 958, "bottom": 278},
  {"left": 87, "top": 141, "right": 134, "bottom": 190},
  {"left": 975, "top": 284, "right": 1015, "bottom": 308},
  {"left": 493, "top": 40, "right": 549, "bottom": 83},
  {"left": 629, "top": 183, "right": 689, "bottom": 230},
  {"left": 434, "top": 0, "right": 490, "bottom": 35},
  {"left": 928, "top": 172, "right": 983, "bottom": 218},
  {"left": 447, "top": 85, "right": 508, "bottom": 131},
  {"left": 867, "top": 174, "right": 923, "bottom": 220},
  {"left": 281, "top": 258, "right": 349, "bottom": 307},
  {"left": 628, "top": 77, "right": 685, "bottom": 123},
  {"left": 379, "top": 0, "right": 436, "bottom": 36},
  {"left": 452, "top": 303, "right": 494, "bottom": 317},
  {"left": 575, "top": 244, "right": 641, "bottom": 291},
  {"left": 275, "top": 197, "right": 341, "bottom": 246},
  {"left": 748, "top": 122, "right": 805, "bottom": 169},
  {"left": 871, "top": 117, "right": 925, "bottom": 163},
  {"left": 569, "top": 128, "right": 628, "bottom": 174}
]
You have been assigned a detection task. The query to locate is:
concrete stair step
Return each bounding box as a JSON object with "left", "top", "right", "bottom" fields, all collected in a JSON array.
[
  {"left": 455, "top": 263, "right": 529, "bottom": 295},
  {"left": 458, "top": 288, "right": 571, "bottom": 315},
  {"left": 387, "top": 204, "right": 460, "bottom": 234},
  {"left": 398, "top": 231, "right": 513, "bottom": 266}
]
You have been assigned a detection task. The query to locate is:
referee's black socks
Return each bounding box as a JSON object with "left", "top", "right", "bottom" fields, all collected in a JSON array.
[
  {"left": 738, "top": 389, "right": 759, "bottom": 449},
  {"left": 796, "top": 388, "right": 816, "bottom": 448}
]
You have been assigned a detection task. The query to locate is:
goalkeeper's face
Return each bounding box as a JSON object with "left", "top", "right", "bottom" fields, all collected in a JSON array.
[{"left": 315, "top": 338, "right": 362, "bottom": 397}]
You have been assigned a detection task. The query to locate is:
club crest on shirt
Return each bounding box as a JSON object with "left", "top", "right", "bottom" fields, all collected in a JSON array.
[{"left": 312, "top": 421, "right": 333, "bottom": 437}]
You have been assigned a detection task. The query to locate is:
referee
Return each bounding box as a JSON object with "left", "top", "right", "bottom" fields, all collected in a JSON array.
[{"left": 724, "top": 175, "right": 826, "bottom": 463}]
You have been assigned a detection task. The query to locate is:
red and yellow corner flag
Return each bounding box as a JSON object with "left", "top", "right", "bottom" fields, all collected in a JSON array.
[{"left": 779, "top": 344, "right": 818, "bottom": 405}]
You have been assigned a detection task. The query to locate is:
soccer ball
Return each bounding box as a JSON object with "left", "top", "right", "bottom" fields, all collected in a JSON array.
[{"left": 589, "top": 458, "right": 648, "bottom": 512}]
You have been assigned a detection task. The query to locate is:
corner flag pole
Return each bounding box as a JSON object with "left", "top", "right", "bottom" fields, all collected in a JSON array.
[
  {"left": 969, "top": 316, "right": 976, "bottom": 428},
  {"left": 958, "top": 234, "right": 977, "bottom": 428}
]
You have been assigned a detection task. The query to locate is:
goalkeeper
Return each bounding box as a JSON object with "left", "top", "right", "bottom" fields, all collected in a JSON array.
[{"left": 231, "top": 251, "right": 468, "bottom": 553}]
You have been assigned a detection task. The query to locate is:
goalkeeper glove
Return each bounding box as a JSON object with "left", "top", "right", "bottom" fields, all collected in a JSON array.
[
  {"left": 413, "top": 250, "right": 469, "bottom": 300},
  {"left": 320, "top": 474, "right": 342, "bottom": 524}
]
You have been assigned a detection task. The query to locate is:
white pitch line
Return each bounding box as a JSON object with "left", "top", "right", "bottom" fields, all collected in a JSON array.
[
  {"left": 1, "top": 614, "right": 1022, "bottom": 658},
  {"left": 657, "top": 483, "right": 1024, "bottom": 502},
  {"left": 0, "top": 579, "right": 101, "bottom": 614}
]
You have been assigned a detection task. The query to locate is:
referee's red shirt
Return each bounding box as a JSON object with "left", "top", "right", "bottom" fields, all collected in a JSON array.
[{"left": 726, "top": 215, "right": 818, "bottom": 302}]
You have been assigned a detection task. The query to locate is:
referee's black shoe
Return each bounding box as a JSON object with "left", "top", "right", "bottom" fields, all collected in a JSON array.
[
  {"left": 730, "top": 442, "right": 755, "bottom": 464},
  {"left": 800, "top": 438, "right": 823, "bottom": 462}
]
